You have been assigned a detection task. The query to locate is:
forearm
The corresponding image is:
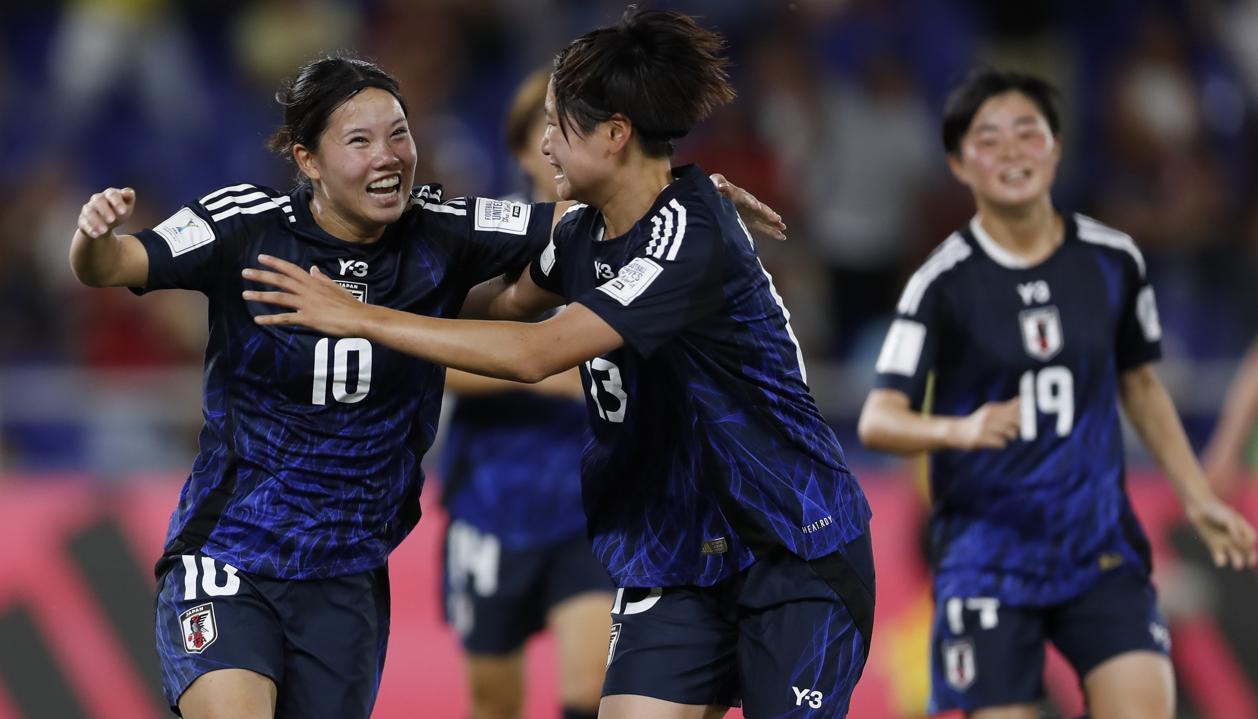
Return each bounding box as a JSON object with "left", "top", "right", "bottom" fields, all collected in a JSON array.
[
  {"left": 445, "top": 366, "right": 583, "bottom": 398},
  {"left": 858, "top": 391, "right": 961, "bottom": 454},
  {"left": 359, "top": 305, "right": 559, "bottom": 383},
  {"left": 1120, "top": 366, "right": 1212, "bottom": 504},
  {"left": 1208, "top": 343, "right": 1258, "bottom": 463},
  {"left": 69, "top": 229, "right": 127, "bottom": 287}
]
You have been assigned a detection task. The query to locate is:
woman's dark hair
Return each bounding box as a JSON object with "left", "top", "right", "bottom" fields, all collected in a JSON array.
[
  {"left": 941, "top": 69, "right": 1061, "bottom": 156},
  {"left": 551, "top": 6, "right": 735, "bottom": 157},
  {"left": 268, "top": 54, "right": 408, "bottom": 165}
]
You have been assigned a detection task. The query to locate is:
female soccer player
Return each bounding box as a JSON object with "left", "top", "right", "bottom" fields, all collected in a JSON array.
[
  {"left": 857, "top": 69, "right": 1257, "bottom": 719},
  {"left": 70, "top": 53, "right": 778, "bottom": 719},
  {"left": 242, "top": 9, "right": 874, "bottom": 719},
  {"left": 440, "top": 68, "right": 610, "bottom": 719}
]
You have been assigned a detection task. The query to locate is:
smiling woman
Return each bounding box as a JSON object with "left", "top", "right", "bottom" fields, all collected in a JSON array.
[
  {"left": 66, "top": 54, "right": 573, "bottom": 719},
  {"left": 66, "top": 48, "right": 783, "bottom": 719}
]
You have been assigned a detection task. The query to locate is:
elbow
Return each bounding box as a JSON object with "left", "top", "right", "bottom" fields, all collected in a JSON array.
[
  {"left": 857, "top": 411, "right": 886, "bottom": 451},
  {"left": 504, "top": 350, "right": 558, "bottom": 385}
]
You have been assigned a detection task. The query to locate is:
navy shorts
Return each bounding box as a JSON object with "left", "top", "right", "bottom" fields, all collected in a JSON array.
[
  {"left": 929, "top": 569, "right": 1170, "bottom": 713},
  {"left": 442, "top": 519, "right": 613, "bottom": 654},
  {"left": 603, "top": 531, "right": 875, "bottom": 717},
  {"left": 155, "top": 552, "right": 389, "bottom": 718}
]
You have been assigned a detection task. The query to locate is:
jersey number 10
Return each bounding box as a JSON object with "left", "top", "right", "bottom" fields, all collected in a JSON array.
[
  {"left": 312, "top": 337, "right": 373, "bottom": 405},
  {"left": 1018, "top": 366, "right": 1074, "bottom": 440}
]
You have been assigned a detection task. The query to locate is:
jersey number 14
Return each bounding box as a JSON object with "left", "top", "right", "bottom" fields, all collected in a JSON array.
[{"left": 1018, "top": 366, "right": 1073, "bottom": 440}]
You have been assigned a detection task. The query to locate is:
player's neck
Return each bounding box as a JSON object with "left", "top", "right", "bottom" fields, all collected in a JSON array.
[
  {"left": 974, "top": 198, "right": 1061, "bottom": 263},
  {"left": 309, "top": 194, "right": 384, "bottom": 244},
  {"left": 596, "top": 157, "right": 673, "bottom": 239}
]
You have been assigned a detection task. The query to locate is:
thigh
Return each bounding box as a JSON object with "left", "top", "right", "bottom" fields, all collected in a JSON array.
[
  {"left": 929, "top": 595, "right": 1045, "bottom": 714},
  {"left": 1049, "top": 570, "right": 1170, "bottom": 681},
  {"left": 275, "top": 566, "right": 390, "bottom": 719},
  {"left": 1082, "top": 651, "right": 1174, "bottom": 719},
  {"left": 445, "top": 519, "right": 546, "bottom": 654},
  {"left": 736, "top": 542, "right": 874, "bottom": 719},
  {"left": 547, "top": 591, "right": 615, "bottom": 708},
  {"left": 155, "top": 553, "right": 284, "bottom": 713},
  {"left": 179, "top": 668, "right": 277, "bottom": 719},
  {"left": 603, "top": 585, "right": 739, "bottom": 708}
]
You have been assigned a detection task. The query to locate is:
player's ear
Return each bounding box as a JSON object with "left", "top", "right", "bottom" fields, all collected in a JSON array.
[
  {"left": 293, "top": 144, "right": 321, "bottom": 183},
  {"left": 606, "top": 113, "right": 633, "bottom": 155},
  {"left": 946, "top": 152, "right": 969, "bottom": 187}
]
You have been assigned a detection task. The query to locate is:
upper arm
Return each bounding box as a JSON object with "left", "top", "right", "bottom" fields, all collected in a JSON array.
[
  {"left": 465, "top": 264, "right": 565, "bottom": 320},
  {"left": 432, "top": 195, "right": 558, "bottom": 285},
  {"left": 132, "top": 200, "right": 229, "bottom": 294}
]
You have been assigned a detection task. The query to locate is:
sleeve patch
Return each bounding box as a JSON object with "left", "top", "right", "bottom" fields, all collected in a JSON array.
[
  {"left": 875, "top": 319, "right": 927, "bottom": 377},
  {"left": 595, "top": 257, "right": 664, "bottom": 306},
  {"left": 153, "top": 207, "right": 215, "bottom": 257},
  {"left": 474, "top": 198, "right": 532, "bottom": 235},
  {"left": 1136, "top": 286, "right": 1162, "bottom": 342},
  {"left": 539, "top": 238, "right": 556, "bottom": 276}
]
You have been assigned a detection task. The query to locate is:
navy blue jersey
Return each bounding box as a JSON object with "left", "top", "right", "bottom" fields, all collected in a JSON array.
[
  {"left": 529, "top": 165, "right": 871, "bottom": 587},
  {"left": 134, "top": 183, "right": 555, "bottom": 579},
  {"left": 440, "top": 391, "right": 588, "bottom": 550},
  {"left": 873, "top": 214, "right": 1162, "bottom": 606}
]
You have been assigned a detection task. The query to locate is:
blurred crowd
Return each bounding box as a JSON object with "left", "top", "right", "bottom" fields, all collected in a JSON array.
[{"left": 2, "top": 0, "right": 1258, "bottom": 472}]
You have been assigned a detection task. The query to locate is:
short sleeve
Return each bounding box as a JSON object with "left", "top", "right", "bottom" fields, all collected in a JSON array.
[
  {"left": 1115, "top": 263, "right": 1163, "bottom": 372},
  {"left": 420, "top": 194, "right": 556, "bottom": 286},
  {"left": 872, "top": 260, "right": 948, "bottom": 409},
  {"left": 132, "top": 201, "right": 227, "bottom": 295},
  {"left": 528, "top": 205, "right": 583, "bottom": 296},
  {"left": 574, "top": 200, "right": 723, "bottom": 357}
]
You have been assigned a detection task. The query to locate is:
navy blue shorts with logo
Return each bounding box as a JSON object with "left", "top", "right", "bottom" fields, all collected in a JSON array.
[
  {"left": 442, "top": 519, "right": 614, "bottom": 654},
  {"left": 929, "top": 568, "right": 1170, "bottom": 713},
  {"left": 154, "top": 552, "right": 390, "bottom": 717},
  {"left": 603, "top": 530, "right": 875, "bottom": 718}
]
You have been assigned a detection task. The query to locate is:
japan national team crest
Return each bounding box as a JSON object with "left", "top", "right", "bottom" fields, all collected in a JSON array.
[
  {"left": 942, "top": 638, "right": 976, "bottom": 691},
  {"left": 180, "top": 603, "right": 218, "bottom": 654},
  {"left": 1019, "top": 306, "right": 1063, "bottom": 361}
]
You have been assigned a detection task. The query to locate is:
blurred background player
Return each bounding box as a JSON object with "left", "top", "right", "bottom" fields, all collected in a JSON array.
[
  {"left": 242, "top": 9, "right": 874, "bottom": 718},
  {"left": 439, "top": 67, "right": 611, "bottom": 719},
  {"left": 68, "top": 55, "right": 568, "bottom": 719},
  {"left": 859, "top": 69, "right": 1257, "bottom": 719}
]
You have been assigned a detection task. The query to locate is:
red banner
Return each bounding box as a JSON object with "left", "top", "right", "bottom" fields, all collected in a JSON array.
[{"left": 0, "top": 473, "right": 1254, "bottom": 718}]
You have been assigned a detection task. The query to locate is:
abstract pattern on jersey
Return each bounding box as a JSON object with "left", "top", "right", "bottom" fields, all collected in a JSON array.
[
  {"left": 137, "top": 184, "right": 555, "bottom": 579},
  {"left": 531, "top": 165, "right": 871, "bottom": 587},
  {"left": 874, "top": 214, "right": 1159, "bottom": 605}
]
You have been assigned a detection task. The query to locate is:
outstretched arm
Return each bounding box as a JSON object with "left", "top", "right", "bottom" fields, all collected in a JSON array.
[
  {"left": 243, "top": 255, "right": 622, "bottom": 383},
  {"left": 1203, "top": 339, "right": 1258, "bottom": 494},
  {"left": 858, "top": 387, "right": 1022, "bottom": 454},
  {"left": 1119, "top": 363, "right": 1257, "bottom": 569},
  {"left": 69, "top": 187, "right": 149, "bottom": 288}
]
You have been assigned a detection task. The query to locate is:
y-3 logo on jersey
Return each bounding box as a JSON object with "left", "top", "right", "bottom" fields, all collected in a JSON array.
[
  {"left": 792, "top": 686, "right": 824, "bottom": 709},
  {"left": 338, "top": 259, "right": 368, "bottom": 277},
  {"left": 1017, "top": 280, "right": 1050, "bottom": 305},
  {"left": 594, "top": 260, "right": 615, "bottom": 280}
]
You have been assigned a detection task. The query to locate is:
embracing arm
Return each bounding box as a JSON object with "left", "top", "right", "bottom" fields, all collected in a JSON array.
[
  {"left": 858, "top": 388, "right": 1022, "bottom": 454},
  {"left": 460, "top": 266, "right": 564, "bottom": 320},
  {"left": 243, "top": 255, "right": 622, "bottom": 383},
  {"left": 69, "top": 187, "right": 149, "bottom": 288},
  {"left": 445, "top": 366, "right": 585, "bottom": 399},
  {"left": 1119, "top": 363, "right": 1257, "bottom": 568}
]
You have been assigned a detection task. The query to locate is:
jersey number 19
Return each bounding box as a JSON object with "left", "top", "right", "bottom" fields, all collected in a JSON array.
[{"left": 1019, "top": 366, "right": 1073, "bottom": 440}]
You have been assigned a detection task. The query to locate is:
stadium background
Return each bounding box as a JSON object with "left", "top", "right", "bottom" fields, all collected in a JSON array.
[{"left": 1, "top": 0, "right": 1258, "bottom": 717}]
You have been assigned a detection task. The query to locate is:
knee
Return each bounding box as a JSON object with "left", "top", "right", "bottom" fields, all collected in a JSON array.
[{"left": 470, "top": 680, "right": 523, "bottom": 719}]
